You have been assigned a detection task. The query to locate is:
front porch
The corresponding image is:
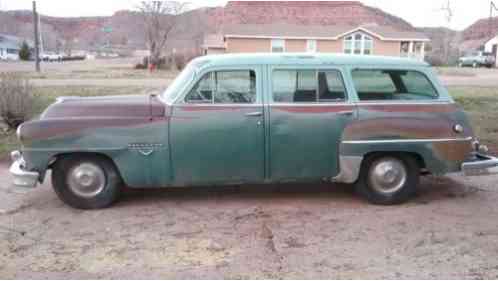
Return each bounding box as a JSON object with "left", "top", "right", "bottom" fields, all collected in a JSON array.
[{"left": 400, "top": 41, "right": 426, "bottom": 61}]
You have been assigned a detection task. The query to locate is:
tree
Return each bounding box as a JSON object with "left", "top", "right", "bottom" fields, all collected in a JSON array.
[
  {"left": 18, "top": 41, "right": 31, "bottom": 61},
  {"left": 138, "top": 1, "right": 189, "bottom": 66}
]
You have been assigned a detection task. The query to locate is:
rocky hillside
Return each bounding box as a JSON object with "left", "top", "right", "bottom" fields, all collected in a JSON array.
[
  {"left": 462, "top": 16, "right": 498, "bottom": 41},
  {"left": 0, "top": 1, "right": 421, "bottom": 54},
  {"left": 222, "top": 1, "right": 416, "bottom": 30},
  {"left": 0, "top": 7, "right": 222, "bottom": 54}
]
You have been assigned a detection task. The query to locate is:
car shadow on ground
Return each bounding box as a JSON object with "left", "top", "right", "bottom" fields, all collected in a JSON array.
[{"left": 114, "top": 175, "right": 480, "bottom": 208}]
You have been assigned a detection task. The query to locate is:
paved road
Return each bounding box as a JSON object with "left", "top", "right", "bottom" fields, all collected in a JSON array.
[{"left": 1, "top": 162, "right": 498, "bottom": 279}]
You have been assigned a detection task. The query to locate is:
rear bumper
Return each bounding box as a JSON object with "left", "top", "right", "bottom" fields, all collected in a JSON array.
[
  {"left": 9, "top": 151, "right": 39, "bottom": 188},
  {"left": 462, "top": 154, "right": 498, "bottom": 177}
]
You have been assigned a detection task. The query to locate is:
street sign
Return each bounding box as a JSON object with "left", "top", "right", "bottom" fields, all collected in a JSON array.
[{"left": 102, "top": 27, "right": 113, "bottom": 33}]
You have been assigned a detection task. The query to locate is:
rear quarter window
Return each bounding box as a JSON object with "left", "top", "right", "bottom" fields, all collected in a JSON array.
[{"left": 352, "top": 69, "right": 438, "bottom": 101}]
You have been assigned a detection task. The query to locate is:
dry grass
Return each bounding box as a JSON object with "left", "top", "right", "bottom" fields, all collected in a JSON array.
[
  {"left": 436, "top": 67, "right": 477, "bottom": 77},
  {"left": 450, "top": 87, "right": 498, "bottom": 153},
  {"left": 1, "top": 58, "right": 179, "bottom": 80}
]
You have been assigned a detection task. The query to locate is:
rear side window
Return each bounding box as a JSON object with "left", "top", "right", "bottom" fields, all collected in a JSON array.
[
  {"left": 272, "top": 70, "right": 346, "bottom": 103},
  {"left": 352, "top": 69, "right": 438, "bottom": 101}
]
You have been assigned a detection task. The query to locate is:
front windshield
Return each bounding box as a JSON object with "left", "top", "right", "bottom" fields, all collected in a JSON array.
[{"left": 161, "top": 63, "right": 197, "bottom": 104}]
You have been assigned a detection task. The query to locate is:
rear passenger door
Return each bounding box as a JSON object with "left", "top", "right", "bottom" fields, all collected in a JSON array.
[{"left": 268, "top": 66, "right": 356, "bottom": 181}]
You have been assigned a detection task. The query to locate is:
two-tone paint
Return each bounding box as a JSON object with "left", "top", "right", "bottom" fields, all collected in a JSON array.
[{"left": 13, "top": 54, "right": 483, "bottom": 189}]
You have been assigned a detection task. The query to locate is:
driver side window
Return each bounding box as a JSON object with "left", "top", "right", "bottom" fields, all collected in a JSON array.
[{"left": 185, "top": 70, "right": 257, "bottom": 104}]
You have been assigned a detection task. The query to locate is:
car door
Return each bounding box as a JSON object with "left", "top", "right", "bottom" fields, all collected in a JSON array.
[
  {"left": 268, "top": 66, "right": 356, "bottom": 181},
  {"left": 169, "top": 66, "right": 265, "bottom": 185}
]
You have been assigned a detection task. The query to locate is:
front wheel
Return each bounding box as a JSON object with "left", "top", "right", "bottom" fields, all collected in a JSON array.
[
  {"left": 355, "top": 154, "right": 419, "bottom": 205},
  {"left": 52, "top": 155, "right": 122, "bottom": 209}
]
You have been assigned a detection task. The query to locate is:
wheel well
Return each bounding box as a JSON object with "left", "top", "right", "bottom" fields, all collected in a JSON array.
[
  {"left": 48, "top": 152, "right": 119, "bottom": 171},
  {"left": 362, "top": 151, "right": 426, "bottom": 170}
]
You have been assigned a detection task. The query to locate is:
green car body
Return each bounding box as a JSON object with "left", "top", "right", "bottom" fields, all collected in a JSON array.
[{"left": 10, "top": 54, "right": 498, "bottom": 206}]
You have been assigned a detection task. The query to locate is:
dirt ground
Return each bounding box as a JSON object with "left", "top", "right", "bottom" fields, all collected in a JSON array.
[
  {"left": 2, "top": 60, "right": 498, "bottom": 279},
  {"left": 1, "top": 161, "right": 498, "bottom": 279}
]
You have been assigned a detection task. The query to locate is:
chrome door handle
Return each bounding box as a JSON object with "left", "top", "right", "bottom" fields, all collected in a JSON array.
[{"left": 245, "top": 112, "right": 263, "bottom": 117}]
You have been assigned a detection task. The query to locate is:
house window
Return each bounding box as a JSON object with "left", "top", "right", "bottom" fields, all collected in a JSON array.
[
  {"left": 7, "top": 49, "right": 18, "bottom": 54},
  {"left": 271, "top": 39, "right": 285, "bottom": 53},
  {"left": 306, "top": 40, "right": 317, "bottom": 52},
  {"left": 344, "top": 32, "right": 373, "bottom": 55}
]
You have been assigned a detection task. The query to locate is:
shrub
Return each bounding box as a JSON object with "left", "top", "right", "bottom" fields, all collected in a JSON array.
[
  {"left": 134, "top": 57, "right": 150, "bottom": 70},
  {"left": 134, "top": 63, "right": 147, "bottom": 70},
  {"left": 174, "top": 53, "right": 186, "bottom": 70},
  {"left": 156, "top": 57, "right": 171, "bottom": 70},
  {"left": 18, "top": 41, "right": 31, "bottom": 61},
  {"left": 0, "top": 74, "right": 34, "bottom": 130}
]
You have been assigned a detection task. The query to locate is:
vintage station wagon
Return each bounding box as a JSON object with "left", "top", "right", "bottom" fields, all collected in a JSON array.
[{"left": 10, "top": 54, "right": 498, "bottom": 209}]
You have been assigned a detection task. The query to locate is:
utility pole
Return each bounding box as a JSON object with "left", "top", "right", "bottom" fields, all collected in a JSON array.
[
  {"left": 33, "top": 1, "right": 41, "bottom": 72},
  {"left": 490, "top": 1, "right": 498, "bottom": 39}
]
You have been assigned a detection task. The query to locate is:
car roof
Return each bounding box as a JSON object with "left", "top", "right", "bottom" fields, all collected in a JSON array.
[{"left": 192, "top": 53, "right": 430, "bottom": 68}]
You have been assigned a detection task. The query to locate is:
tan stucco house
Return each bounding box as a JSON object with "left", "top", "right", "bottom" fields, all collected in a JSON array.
[{"left": 204, "top": 23, "right": 429, "bottom": 60}]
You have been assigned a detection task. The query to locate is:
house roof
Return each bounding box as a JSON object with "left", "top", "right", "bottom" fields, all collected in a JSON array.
[
  {"left": 459, "top": 38, "right": 489, "bottom": 52},
  {"left": 223, "top": 24, "right": 429, "bottom": 41},
  {"left": 0, "top": 34, "right": 32, "bottom": 50}
]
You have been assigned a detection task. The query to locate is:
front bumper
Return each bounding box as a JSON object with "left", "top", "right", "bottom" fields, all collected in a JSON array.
[
  {"left": 9, "top": 151, "right": 39, "bottom": 188},
  {"left": 462, "top": 154, "right": 498, "bottom": 177}
]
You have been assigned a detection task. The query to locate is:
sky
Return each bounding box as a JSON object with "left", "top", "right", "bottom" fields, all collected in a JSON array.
[{"left": 0, "top": 0, "right": 495, "bottom": 31}]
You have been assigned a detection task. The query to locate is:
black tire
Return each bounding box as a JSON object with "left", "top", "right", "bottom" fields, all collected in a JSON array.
[
  {"left": 51, "top": 155, "right": 122, "bottom": 209},
  {"left": 355, "top": 154, "right": 419, "bottom": 205}
]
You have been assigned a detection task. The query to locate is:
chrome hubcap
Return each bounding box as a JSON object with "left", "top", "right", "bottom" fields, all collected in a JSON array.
[
  {"left": 67, "top": 163, "right": 106, "bottom": 198},
  {"left": 369, "top": 158, "right": 407, "bottom": 194}
]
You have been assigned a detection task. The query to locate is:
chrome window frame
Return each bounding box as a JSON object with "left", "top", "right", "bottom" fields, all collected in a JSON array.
[
  {"left": 350, "top": 67, "right": 441, "bottom": 103},
  {"left": 176, "top": 66, "right": 262, "bottom": 106}
]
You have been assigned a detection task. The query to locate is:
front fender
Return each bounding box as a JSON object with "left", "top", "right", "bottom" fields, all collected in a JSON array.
[{"left": 19, "top": 117, "right": 171, "bottom": 187}]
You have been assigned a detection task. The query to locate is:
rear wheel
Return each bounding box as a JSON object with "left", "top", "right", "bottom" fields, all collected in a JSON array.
[
  {"left": 52, "top": 155, "right": 122, "bottom": 209},
  {"left": 355, "top": 154, "right": 419, "bottom": 205}
]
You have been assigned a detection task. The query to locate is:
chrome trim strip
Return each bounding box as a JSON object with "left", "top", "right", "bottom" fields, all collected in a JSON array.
[
  {"left": 175, "top": 103, "right": 264, "bottom": 107},
  {"left": 342, "top": 137, "right": 473, "bottom": 145},
  {"left": 355, "top": 101, "right": 454, "bottom": 106},
  {"left": 269, "top": 103, "right": 352, "bottom": 107},
  {"left": 23, "top": 147, "right": 128, "bottom": 152},
  {"left": 267, "top": 101, "right": 454, "bottom": 107}
]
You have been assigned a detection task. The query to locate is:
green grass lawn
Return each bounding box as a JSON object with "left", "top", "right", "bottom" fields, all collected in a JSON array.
[{"left": 1, "top": 86, "right": 498, "bottom": 159}]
